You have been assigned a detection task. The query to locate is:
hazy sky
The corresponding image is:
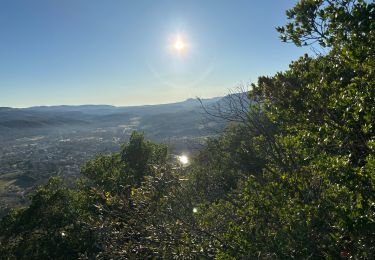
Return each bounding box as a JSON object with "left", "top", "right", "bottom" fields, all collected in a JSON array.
[{"left": 0, "top": 0, "right": 309, "bottom": 107}]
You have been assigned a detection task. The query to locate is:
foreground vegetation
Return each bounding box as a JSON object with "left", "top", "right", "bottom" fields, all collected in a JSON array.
[{"left": 1, "top": 0, "right": 374, "bottom": 258}]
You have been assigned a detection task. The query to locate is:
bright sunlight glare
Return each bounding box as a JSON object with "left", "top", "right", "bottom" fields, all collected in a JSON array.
[
  {"left": 170, "top": 34, "right": 188, "bottom": 54},
  {"left": 174, "top": 39, "right": 185, "bottom": 51},
  {"left": 178, "top": 155, "right": 189, "bottom": 165}
]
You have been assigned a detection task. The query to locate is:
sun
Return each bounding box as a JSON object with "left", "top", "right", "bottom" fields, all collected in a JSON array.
[
  {"left": 170, "top": 34, "right": 188, "bottom": 54},
  {"left": 174, "top": 39, "right": 185, "bottom": 51}
]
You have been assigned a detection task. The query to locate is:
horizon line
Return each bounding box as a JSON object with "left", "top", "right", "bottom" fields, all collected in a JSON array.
[{"left": 1, "top": 95, "right": 224, "bottom": 109}]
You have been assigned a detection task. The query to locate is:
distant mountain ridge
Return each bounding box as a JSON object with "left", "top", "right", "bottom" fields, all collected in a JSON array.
[
  {"left": 0, "top": 97, "right": 226, "bottom": 141},
  {"left": 25, "top": 97, "right": 222, "bottom": 115},
  {"left": 0, "top": 94, "right": 252, "bottom": 143}
]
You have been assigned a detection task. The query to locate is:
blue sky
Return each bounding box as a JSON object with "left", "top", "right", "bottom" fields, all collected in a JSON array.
[{"left": 0, "top": 0, "right": 309, "bottom": 107}]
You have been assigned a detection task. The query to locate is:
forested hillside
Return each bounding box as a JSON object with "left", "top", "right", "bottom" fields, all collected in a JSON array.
[{"left": 0, "top": 0, "right": 374, "bottom": 258}]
